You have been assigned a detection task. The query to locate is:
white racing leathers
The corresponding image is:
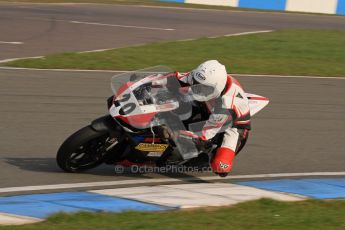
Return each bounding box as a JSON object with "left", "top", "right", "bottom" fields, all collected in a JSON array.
[
  {"left": 157, "top": 72, "right": 251, "bottom": 170},
  {"left": 178, "top": 73, "right": 251, "bottom": 153}
]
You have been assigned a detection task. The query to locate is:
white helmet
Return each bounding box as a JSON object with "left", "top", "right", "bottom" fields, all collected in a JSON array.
[{"left": 188, "top": 60, "right": 227, "bottom": 101}]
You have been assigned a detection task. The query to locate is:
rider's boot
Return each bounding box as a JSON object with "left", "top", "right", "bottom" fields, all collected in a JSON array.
[{"left": 210, "top": 147, "right": 235, "bottom": 177}]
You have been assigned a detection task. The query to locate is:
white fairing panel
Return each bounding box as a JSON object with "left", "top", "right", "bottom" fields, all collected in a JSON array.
[{"left": 245, "top": 93, "right": 269, "bottom": 116}]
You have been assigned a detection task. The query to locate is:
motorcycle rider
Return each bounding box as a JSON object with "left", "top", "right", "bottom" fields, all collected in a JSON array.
[{"left": 168, "top": 60, "right": 251, "bottom": 176}]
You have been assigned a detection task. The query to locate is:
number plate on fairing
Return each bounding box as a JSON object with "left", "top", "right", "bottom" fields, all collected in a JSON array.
[{"left": 135, "top": 143, "right": 169, "bottom": 153}]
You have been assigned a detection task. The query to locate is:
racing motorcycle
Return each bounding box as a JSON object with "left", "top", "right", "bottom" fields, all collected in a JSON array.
[{"left": 56, "top": 66, "right": 269, "bottom": 174}]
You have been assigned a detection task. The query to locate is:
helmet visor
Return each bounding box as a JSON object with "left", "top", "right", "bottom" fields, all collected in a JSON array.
[{"left": 190, "top": 83, "right": 216, "bottom": 98}]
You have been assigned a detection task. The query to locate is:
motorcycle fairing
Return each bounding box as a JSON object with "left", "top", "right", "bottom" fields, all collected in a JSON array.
[
  {"left": 109, "top": 67, "right": 269, "bottom": 161},
  {"left": 246, "top": 93, "right": 269, "bottom": 116}
]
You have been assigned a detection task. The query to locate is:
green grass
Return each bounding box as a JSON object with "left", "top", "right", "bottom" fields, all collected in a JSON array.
[
  {"left": 1, "top": 199, "right": 345, "bottom": 230},
  {"left": 5, "top": 29, "right": 345, "bottom": 76}
]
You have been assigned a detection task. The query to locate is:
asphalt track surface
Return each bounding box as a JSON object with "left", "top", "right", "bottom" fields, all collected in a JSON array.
[
  {"left": 1, "top": 68, "right": 345, "bottom": 191},
  {"left": 0, "top": 2, "right": 345, "bottom": 60},
  {"left": 0, "top": 3, "right": 345, "bottom": 192}
]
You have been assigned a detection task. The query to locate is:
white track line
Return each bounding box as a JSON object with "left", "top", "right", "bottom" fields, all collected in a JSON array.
[
  {"left": 180, "top": 30, "right": 273, "bottom": 40},
  {"left": 224, "top": 30, "right": 273, "bottom": 37},
  {"left": 1, "top": 171, "right": 345, "bottom": 194},
  {"left": 79, "top": 48, "right": 119, "bottom": 53},
  {"left": 0, "top": 41, "right": 23, "bottom": 45},
  {"left": 0, "top": 66, "right": 120, "bottom": 73},
  {"left": 10, "top": 17, "right": 176, "bottom": 31},
  {"left": 69, "top": 20, "right": 175, "bottom": 31},
  {"left": 0, "top": 29, "right": 272, "bottom": 58},
  {"left": 80, "top": 30, "right": 273, "bottom": 52},
  {"left": 0, "top": 56, "right": 44, "bottom": 64}
]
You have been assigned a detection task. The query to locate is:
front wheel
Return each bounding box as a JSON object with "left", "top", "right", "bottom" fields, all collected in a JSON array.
[{"left": 56, "top": 126, "right": 115, "bottom": 172}]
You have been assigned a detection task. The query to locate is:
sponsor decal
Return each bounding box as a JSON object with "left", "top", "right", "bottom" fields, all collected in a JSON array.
[
  {"left": 135, "top": 143, "right": 169, "bottom": 152},
  {"left": 219, "top": 161, "right": 229, "bottom": 169},
  {"left": 194, "top": 72, "right": 206, "bottom": 81}
]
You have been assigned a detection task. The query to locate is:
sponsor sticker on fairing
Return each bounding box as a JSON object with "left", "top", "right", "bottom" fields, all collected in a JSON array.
[
  {"left": 219, "top": 161, "right": 229, "bottom": 169},
  {"left": 135, "top": 143, "right": 169, "bottom": 152}
]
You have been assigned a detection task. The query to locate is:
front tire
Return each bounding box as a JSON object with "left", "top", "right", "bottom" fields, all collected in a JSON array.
[{"left": 57, "top": 126, "right": 111, "bottom": 172}]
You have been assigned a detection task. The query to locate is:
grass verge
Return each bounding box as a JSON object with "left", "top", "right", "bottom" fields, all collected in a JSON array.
[
  {"left": 4, "top": 29, "right": 345, "bottom": 77},
  {"left": 1, "top": 199, "right": 345, "bottom": 230}
]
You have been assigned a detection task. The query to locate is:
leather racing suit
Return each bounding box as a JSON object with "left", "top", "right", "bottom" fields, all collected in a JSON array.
[{"left": 162, "top": 72, "right": 251, "bottom": 174}]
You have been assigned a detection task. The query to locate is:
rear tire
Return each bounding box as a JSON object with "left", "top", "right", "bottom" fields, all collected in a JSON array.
[{"left": 57, "top": 126, "right": 111, "bottom": 172}]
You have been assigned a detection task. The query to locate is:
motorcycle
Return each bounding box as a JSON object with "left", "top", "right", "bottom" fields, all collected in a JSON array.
[{"left": 56, "top": 66, "right": 269, "bottom": 175}]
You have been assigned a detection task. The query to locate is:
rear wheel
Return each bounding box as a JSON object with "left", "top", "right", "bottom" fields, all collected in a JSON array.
[{"left": 56, "top": 126, "right": 117, "bottom": 172}]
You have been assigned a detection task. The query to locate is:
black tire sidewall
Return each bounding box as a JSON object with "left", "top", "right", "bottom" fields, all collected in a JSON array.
[{"left": 56, "top": 126, "right": 108, "bottom": 172}]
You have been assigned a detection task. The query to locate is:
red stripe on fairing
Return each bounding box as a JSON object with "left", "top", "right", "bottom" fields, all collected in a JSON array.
[
  {"left": 234, "top": 120, "right": 250, "bottom": 125},
  {"left": 200, "top": 135, "right": 207, "bottom": 141},
  {"left": 200, "top": 122, "right": 224, "bottom": 140},
  {"left": 203, "top": 123, "right": 223, "bottom": 130},
  {"left": 233, "top": 105, "right": 241, "bottom": 118},
  {"left": 179, "top": 131, "right": 199, "bottom": 138},
  {"left": 156, "top": 72, "right": 176, "bottom": 80},
  {"left": 230, "top": 93, "right": 235, "bottom": 108},
  {"left": 177, "top": 71, "right": 189, "bottom": 80},
  {"left": 116, "top": 82, "right": 135, "bottom": 96},
  {"left": 240, "top": 110, "right": 250, "bottom": 117},
  {"left": 248, "top": 96, "right": 269, "bottom": 101},
  {"left": 200, "top": 127, "right": 209, "bottom": 141},
  {"left": 116, "top": 112, "right": 157, "bottom": 128}
]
